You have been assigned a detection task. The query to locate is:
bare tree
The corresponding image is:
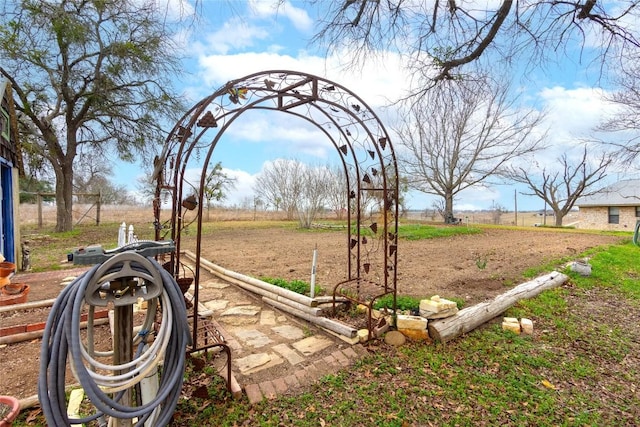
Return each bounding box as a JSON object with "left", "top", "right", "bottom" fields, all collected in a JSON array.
[
  {"left": 509, "top": 146, "right": 612, "bottom": 226},
  {"left": 254, "top": 159, "right": 305, "bottom": 220},
  {"left": 297, "top": 165, "right": 333, "bottom": 228},
  {"left": 73, "top": 152, "right": 134, "bottom": 204},
  {"left": 325, "top": 165, "right": 348, "bottom": 220},
  {"left": 396, "top": 78, "right": 546, "bottom": 222},
  {"left": 431, "top": 199, "right": 446, "bottom": 222},
  {"left": 0, "top": 0, "right": 185, "bottom": 231},
  {"left": 489, "top": 201, "right": 506, "bottom": 226},
  {"left": 312, "top": 1, "right": 640, "bottom": 91}
]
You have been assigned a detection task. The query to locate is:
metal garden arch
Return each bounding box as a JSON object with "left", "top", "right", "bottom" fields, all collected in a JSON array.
[{"left": 153, "top": 70, "right": 399, "bottom": 352}]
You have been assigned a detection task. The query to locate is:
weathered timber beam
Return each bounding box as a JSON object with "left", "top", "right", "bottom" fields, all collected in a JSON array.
[{"left": 428, "top": 271, "right": 569, "bottom": 343}]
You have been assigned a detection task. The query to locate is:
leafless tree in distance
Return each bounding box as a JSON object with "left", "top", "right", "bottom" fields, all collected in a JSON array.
[
  {"left": 396, "top": 78, "right": 546, "bottom": 223},
  {"left": 325, "top": 165, "right": 348, "bottom": 220},
  {"left": 73, "top": 152, "right": 134, "bottom": 204},
  {"left": 509, "top": 146, "right": 612, "bottom": 226},
  {"left": 296, "top": 165, "right": 333, "bottom": 228},
  {"left": 202, "top": 162, "right": 237, "bottom": 221},
  {"left": 254, "top": 159, "right": 305, "bottom": 220}
]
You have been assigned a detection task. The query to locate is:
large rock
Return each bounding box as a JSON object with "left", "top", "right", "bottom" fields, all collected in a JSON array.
[{"left": 384, "top": 330, "right": 406, "bottom": 347}]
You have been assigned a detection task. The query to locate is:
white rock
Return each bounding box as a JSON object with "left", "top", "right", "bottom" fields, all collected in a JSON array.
[
  {"left": 420, "top": 296, "right": 457, "bottom": 313},
  {"left": 520, "top": 318, "right": 534, "bottom": 335},
  {"left": 396, "top": 314, "right": 428, "bottom": 330}
]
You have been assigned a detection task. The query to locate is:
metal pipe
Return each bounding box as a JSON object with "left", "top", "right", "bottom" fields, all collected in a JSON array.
[{"left": 310, "top": 245, "right": 317, "bottom": 299}]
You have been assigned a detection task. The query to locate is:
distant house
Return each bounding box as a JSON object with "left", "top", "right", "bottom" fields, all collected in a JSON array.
[
  {"left": 575, "top": 179, "right": 640, "bottom": 230},
  {"left": 0, "top": 78, "right": 21, "bottom": 263}
]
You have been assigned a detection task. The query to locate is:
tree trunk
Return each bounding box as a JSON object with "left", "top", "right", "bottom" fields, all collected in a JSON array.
[
  {"left": 53, "top": 160, "right": 74, "bottom": 232},
  {"left": 554, "top": 212, "right": 564, "bottom": 227},
  {"left": 428, "top": 271, "right": 568, "bottom": 342},
  {"left": 444, "top": 192, "right": 454, "bottom": 223}
]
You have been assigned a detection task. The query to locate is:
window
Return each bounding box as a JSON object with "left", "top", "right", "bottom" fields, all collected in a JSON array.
[
  {"left": 608, "top": 207, "right": 620, "bottom": 224},
  {"left": 0, "top": 109, "right": 9, "bottom": 142},
  {"left": 636, "top": 206, "right": 640, "bottom": 218}
]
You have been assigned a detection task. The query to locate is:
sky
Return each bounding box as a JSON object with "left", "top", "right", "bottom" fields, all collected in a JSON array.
[{"left": 113, "top": 0, "right": 637, "bottom": 213}]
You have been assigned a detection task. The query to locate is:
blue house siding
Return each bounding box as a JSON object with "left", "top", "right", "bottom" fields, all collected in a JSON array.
[
  {"left": 0, "top": 159, "right": 15, "bottom": 261},
  {"left": 0, "top": 79, "right": 20, "bottom": 263}
]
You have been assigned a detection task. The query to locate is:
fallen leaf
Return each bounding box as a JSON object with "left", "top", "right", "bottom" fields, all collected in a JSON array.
[
  {"left": 26, "top": 408, "right": 42, "bottom": 423},
  {"left": 541, "top": 379, "right": 557, "bottom": 390}
]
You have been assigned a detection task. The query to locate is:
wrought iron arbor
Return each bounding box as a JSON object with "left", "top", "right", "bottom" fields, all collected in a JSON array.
[{"left": 153, "top": 70, "right": 399, "bottom": 351}]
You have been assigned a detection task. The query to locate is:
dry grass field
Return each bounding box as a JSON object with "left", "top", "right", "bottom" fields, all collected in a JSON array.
[{"left": 18, "top": 203, "right": 569, "bottom": 229}]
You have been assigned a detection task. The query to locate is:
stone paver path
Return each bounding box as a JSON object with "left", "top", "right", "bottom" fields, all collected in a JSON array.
[{"left": 188, "top": 268, "right": 367, "bottom": 403}]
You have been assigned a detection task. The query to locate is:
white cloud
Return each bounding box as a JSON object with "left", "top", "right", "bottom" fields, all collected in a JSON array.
[
  {"left": 539, "top": 86, "right": 612, "bottom": 140},
  {"left": 533, "top": 85, "right": 619, "bottom": 165},
  {"left": 224, "top": 168, "right": 257, "bottom": 206},
  {"left": 203, "top": 18, "right": 270, "bottom": 55},
  {"left": 197, "top": 51, "right": 301, "bottom": 87},
  {"left": 248, "top": 0, "right": 314, "bottom": 32},
  {"left": 154, "top": 0, "right": 195, "bottom": 20},
  {"left": 223, "top": 111, "right": 333, "bottom": 159},
  {"left": 458, "top": 185, "right": 501, "bottom": 206},
  {"left": 195, "top": 49, "right": 408, "bottom": 108}
]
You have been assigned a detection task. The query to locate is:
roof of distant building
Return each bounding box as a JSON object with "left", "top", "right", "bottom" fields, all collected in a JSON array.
[{"left": 576, "top": 179, "right": 640, "bottom": 207}]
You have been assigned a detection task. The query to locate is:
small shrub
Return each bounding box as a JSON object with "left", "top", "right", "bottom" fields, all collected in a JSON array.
[
  {"left": 448, "top": 296, "right": 465, "bottom": 310},
  {"left": 260, "top": 276, "right": 323, "bottom": 296},
  {"left": 373, "top": 294, "right": 421, "bottom": 311},
  {"left": 373, "top": 294, "right": 465, "bottom": 311}
]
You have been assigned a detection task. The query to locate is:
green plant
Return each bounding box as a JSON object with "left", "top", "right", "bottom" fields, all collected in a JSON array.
[
  {"left": 448, "top": 296, "right": 465, "bottom": 310},
  {"left": 476, "top": 258, "right": 487, "bottom": 269},
  {"left": 373, "top": 294, "right": 421, "bottom": 311},
  {"left": 398, "top": 223, "right": 482, "bottom": 240},
  {"left": 260, "top": 276, "right": 323, "bottom": 296}
]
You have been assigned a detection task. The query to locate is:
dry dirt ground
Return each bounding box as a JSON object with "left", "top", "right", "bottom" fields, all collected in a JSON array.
[{"left": 0, "top": 227, "right": 625, "bottom": 400}]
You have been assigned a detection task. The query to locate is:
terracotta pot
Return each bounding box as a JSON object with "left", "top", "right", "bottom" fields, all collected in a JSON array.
[
  {"left": 0, "top": 285, "right": 29, "bottom": 306},
  {"left": 0, "top": 262, "right": 15, "bottom": 278},
  {"left": 2, "top": 283, "right": 24, "bottom": 295},
  {"left": 0, "top": 395, "right": 20, "bottom": 426}
]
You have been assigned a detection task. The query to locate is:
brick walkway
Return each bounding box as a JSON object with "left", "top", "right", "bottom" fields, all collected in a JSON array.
[{"left": 243, "top": 344, "right": 368, "bottom": 404}]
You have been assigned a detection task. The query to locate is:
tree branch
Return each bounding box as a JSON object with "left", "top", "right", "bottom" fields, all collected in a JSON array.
[{"left": 435, "top": 0, "right": 513, "bottom": 80}]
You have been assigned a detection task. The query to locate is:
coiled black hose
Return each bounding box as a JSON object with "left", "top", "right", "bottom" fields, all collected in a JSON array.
[{"left": 38, "top": 256, "right": 191, "bottom": 426}]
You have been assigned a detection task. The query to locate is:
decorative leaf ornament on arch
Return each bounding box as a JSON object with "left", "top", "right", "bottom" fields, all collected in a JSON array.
[{"left": 153, "top": 70, "right": 399, "bottom": 347}]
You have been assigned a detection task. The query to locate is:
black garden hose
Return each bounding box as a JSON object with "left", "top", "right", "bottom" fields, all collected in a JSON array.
[{"left": 38, "top": 255, "right": 191, "bottom": 426}]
